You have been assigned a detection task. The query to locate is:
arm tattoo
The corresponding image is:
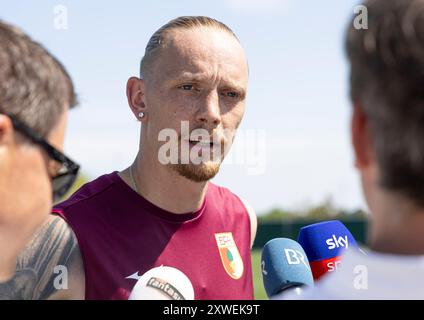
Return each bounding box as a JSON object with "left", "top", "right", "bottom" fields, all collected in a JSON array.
[{"left": 0, "top": 216, "right": 80, "bottom": 300}]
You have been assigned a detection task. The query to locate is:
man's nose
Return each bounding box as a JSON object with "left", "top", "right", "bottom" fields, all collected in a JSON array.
[{"left": 196, "top": 91, "right": 221, "bottom": 129}]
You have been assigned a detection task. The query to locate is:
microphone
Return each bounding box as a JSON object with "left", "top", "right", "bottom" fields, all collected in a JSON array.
[
  {"left": 261, "top": 238, "right": 314, "bottom": 298},
  {"left": 128, "top": 265, "right": 195, "bottom": 300},
  {"left": 297, "top": 220, "right": 357, "bottom": 280}
]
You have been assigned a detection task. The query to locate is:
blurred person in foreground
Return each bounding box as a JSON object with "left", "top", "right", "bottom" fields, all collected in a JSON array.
[
  {"left": 13, "top": 16, "right": 256, "bottom": 300},
  {"left": 0, "top": 20, "right": 81, "bottom": 298},
  {"left": 283, "top": 0, "right": 424, "bottom": 299}
]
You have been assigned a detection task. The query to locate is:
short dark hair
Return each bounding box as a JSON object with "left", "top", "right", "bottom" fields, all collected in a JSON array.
[
  {"left": 140, "top": 16, "right": 239, "bottom": 78},
  {"left": 346, "top": 0, "right": 424, "bottom": 205},
  {"left": 0, "top": 20, "right": 77, "bottom": 138}
]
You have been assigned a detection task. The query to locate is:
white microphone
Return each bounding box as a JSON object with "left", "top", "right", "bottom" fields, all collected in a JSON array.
[{"left": 128, "top": 266, "right": 195, "bottom": 300}]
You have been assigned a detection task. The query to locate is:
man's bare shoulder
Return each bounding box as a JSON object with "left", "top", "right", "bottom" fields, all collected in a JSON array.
[{"left": 237, "top": 196, "right": 257, "bottom": 249}]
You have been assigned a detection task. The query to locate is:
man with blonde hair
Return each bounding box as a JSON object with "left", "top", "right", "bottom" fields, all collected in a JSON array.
[{"left": 15, "top": 16, "right": 257, "bottom": 300}]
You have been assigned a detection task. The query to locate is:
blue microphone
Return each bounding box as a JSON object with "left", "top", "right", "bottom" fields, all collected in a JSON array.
[
  {"left": 261, "top": 238, "right": 314, "bottom": 298},
  {"left": 297, "top": 220, "right": 358, "bottom": 280}
]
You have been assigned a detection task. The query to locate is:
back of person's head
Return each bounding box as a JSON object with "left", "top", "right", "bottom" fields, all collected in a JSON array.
[
  {"left": 0, "top": 20, "right": 77, "bottom": 138},
  {"left": 346, "top": 0, "right": 424, "bottom": 206},
  {"left": 0, "top": 21, "right": 78, "bottom": 279}
]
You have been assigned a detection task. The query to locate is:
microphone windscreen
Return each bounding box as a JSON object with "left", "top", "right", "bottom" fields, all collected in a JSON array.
[
  {"left": 261, "top": 238, "right": 314, "bottom": 297},
  {"left": 297, "top": 220, "right": 357, "bottom": 279},
  {"left": 128, "top": 266, "right": 195, "bottom": 300}
]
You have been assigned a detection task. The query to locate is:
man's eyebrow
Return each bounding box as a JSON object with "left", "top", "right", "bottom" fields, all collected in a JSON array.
[
  {"left": 223, "top": 82, "right": 246, "bottom": 95},
  {"left": 173, "top": 72, "right": 210, "bottom": 82},
  {"left": 172, "top": 73, "right": 246, "bottom": 94}
]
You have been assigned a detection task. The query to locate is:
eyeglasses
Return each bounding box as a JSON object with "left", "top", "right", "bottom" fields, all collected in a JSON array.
[{"left": 6, "top": 114, "right": 80, "bottom": 202}]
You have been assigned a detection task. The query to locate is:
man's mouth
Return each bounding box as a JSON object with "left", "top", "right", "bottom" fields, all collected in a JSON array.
[{"left": 188, "top": 139, "right": 214, "bottom": 148}]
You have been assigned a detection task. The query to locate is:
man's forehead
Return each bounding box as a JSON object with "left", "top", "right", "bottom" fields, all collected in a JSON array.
[
  {"left": 155, "top": 27, "right": 248, "bottom": 80},
  {"left": 173, "top": 28, "right": 242, "bottom": 55}
]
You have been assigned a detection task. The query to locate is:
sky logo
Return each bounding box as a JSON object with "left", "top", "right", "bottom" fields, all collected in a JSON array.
[{"left": 326, "top": 235, "right": 349, "bottom": 250}]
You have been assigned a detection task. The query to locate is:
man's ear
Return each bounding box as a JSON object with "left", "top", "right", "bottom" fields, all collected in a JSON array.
[
  {"left": 0, "top": 114, "right": 15, "bottom": 147},
  {"left": 351, "top": 102, "right": 374, "bottom": 170},
  {"left": 126, "top": 77, "right": 147, "bottom": 121}
]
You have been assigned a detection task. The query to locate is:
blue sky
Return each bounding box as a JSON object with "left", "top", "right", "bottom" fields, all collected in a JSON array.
[{"left": 2, "top": 0, "right": 366, "bottom": 214}]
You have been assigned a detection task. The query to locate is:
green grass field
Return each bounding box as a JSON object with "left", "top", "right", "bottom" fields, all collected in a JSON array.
[{"left": 251, "top": 249, "right": 267, "bottom": 300}]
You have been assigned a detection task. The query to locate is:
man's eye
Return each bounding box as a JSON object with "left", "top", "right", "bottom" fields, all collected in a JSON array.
[
  {"left": 224, "top": 91, "right": 239, "bottom": 98},
  {"left": 179, "top": 84, "right": 194, "bottom": 91}
]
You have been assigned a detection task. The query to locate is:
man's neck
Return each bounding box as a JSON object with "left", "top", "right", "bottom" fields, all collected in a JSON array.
[
  {"left": 368, "top": 190, "right": 424, "bottom": 255},
  {"left": 0, "top": 227, "right": 21, "bottom": 282},
  {"left": 120, "top": 153, "right": 209, "bottom": 214}
]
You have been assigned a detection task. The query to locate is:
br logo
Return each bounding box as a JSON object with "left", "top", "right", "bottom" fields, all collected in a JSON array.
[
  {"left": 215, "top": 232, "right": 244, "bottom": 280},
  {"left": 284, "top": 248, "right": 310, "bottom": 270}
]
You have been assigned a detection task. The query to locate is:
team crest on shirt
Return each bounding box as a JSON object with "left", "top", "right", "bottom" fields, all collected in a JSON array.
[{"left": 215, "top": 232, "right": 244, "bottom": 280}]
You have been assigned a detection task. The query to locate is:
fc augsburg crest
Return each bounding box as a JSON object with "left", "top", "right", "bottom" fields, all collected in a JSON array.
[{"left": 215, "top": 232, "right": 244, "bottom": 280}]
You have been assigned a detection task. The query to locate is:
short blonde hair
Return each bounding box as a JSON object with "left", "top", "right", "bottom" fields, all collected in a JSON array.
[{"left": 139, "top": 16, "right": 240, "bottom": 78}]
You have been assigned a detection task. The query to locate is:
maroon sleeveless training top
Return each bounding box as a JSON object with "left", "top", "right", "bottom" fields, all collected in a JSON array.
[{"left": 52, "top": 172, "right": 253, "bottom": 300}]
